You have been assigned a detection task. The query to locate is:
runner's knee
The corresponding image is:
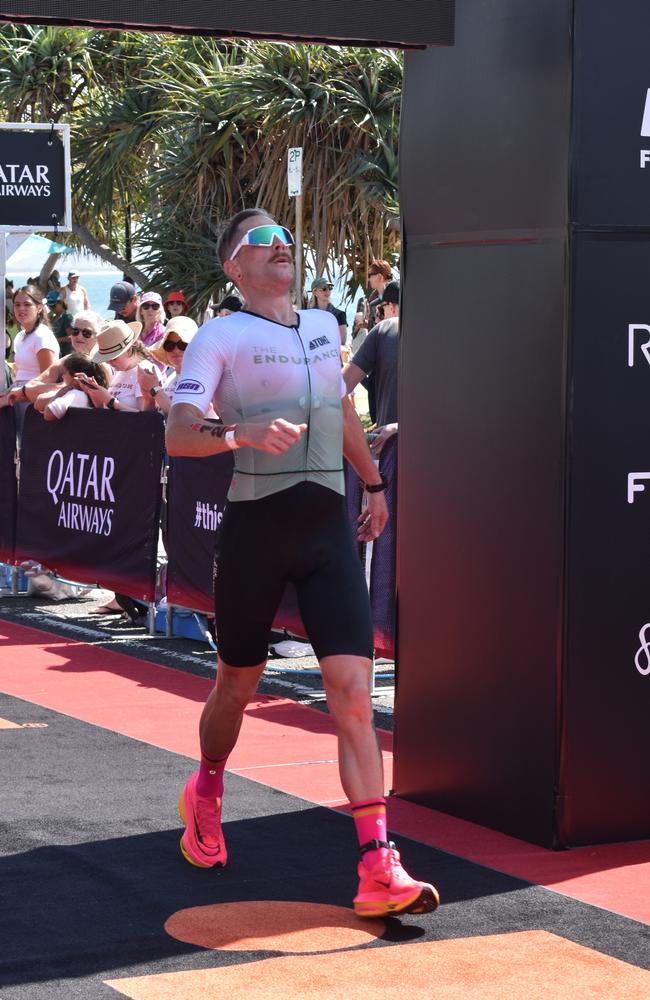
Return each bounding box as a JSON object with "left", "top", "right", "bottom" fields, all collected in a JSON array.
[
  {"left": 326, "top": 676, "right": 374, "bottom": 730},
  {"left": 216, "top": 659, "right": 264, "bottom": 708}
]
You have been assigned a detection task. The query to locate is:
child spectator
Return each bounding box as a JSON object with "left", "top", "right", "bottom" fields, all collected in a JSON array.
[
  {"left": 43, "top": 354, "right": 109, "bottom": 421},
  {"left": 80, "top": 320, "right": 161, "bottom": 412}
]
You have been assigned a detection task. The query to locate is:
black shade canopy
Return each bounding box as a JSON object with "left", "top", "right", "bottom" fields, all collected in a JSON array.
[{"left": 0, "top": 1, "right": 454, "bottom": 48}]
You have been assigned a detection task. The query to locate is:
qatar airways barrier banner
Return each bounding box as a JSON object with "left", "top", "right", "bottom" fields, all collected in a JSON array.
[
  {"left": 7, "top": 407, "right": 396, "bottom": 655},
  {"left": 0, "top": 407, "right": 17, "bottom": 562},
  {"left": 166, "top": 453, "right": 234, "bottom": 613},
  {"left": 165, "top": 452, "right": 396, "bottom": 658},
  {"left": 15, "top": 407, "right": 165, "bottom": 601}
]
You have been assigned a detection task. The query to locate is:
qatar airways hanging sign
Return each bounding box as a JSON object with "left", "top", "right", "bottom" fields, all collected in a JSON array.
[
  {"left": 0, "top": 124, "right": 71, "bottom": 231},
  {"left": 15, "top": 407, "right": 164, "bottom": 600}
]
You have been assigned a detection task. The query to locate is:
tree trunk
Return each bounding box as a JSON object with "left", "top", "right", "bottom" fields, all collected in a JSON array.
[
  {"left": 71, "top": 222, "right": 149, "bottom": 289},
  {"left": 36, "top": 253, "right": 63, "bottom": 294}
]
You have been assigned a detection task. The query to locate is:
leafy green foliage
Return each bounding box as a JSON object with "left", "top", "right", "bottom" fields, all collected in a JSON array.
[{"left": 0, "top": 28, "right": 402, "bottom": 309}]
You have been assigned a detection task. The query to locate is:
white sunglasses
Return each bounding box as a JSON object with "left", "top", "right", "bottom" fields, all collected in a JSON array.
[{"left": 229, "top": 224, "right": 295, "bottom": 261}]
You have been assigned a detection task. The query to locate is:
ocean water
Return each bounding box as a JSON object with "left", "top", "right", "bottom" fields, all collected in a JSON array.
[{"left": 7, "top": 270, "right": 123, "bottom": 320}]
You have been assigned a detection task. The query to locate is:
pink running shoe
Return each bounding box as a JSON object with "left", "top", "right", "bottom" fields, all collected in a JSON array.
[
  {"left": 178, "top": 772, "right": 227, "bottom": 869},
  {"left": 353, "top": 842, "right": 440, "bottom": 918}
]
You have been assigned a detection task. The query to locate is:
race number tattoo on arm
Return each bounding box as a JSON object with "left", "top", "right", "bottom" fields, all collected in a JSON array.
[{"left": 189, "top": 421, "right": 229, "bottom": 439}]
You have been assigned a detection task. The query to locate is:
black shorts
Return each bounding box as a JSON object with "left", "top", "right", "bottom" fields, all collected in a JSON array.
[{"left": 213, "top": 482, "right": 374, "bottom": 666}]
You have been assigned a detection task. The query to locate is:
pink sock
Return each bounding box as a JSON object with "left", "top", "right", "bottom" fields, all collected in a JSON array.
[
  {"left": 351, "top": 798, "right": 391, "bottom": 870},
  {"left": 195, "top": 748, "right": 228, "bottom": 798}
]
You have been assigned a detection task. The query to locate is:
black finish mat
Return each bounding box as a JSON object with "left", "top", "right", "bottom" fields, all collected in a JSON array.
[{"left": 1, "top": 693, "right": 648, "bottom": 999}]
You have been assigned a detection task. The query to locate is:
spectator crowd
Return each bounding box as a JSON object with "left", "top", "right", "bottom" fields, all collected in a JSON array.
[{"left": 0, "top": 261, "right": 400, "bottom": 614}]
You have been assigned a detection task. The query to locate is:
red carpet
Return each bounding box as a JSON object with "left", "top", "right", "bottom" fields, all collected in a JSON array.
[{"left": 1, "top": 616, "right": 648, "bottom": 924}]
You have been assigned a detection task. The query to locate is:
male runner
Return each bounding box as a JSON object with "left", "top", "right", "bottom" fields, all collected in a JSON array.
[{"left": 167, "top": 208, "right": 439, "bottom": 918}]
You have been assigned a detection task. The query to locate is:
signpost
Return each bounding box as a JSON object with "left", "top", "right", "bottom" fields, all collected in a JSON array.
[
  {"left": 0, "top": 123, "right": 71, "bottom": 370},
  {"left": 287, "top": 146, "right": 303, "bottom": 305}
]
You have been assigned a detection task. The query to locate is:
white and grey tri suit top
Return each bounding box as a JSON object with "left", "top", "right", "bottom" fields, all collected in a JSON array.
[{"left": 172, "top": 309, "right": 346, "bottom": 502}]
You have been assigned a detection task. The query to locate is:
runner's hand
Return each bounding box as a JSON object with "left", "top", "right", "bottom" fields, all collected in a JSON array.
[
  {"left": 238, "top": 419, "right": 307, "bottom": 454},
  {"left": 357, "top": 491, "right": 388, "bottom": 542}
]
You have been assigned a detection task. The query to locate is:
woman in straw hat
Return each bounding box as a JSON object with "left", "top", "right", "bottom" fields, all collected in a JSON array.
[
  {"left": 76, "top": 320, "right": 161, "bottom": 412},
  {"left": 77, "top": 320, "right": 162, "bottom": 617}
]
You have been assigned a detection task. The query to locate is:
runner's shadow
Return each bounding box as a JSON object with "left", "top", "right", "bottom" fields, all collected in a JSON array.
[
  {"left": 0, "top": 805, "right": 528, "bottom": 990},
  {"left": 33, "top": 641, "right": 210, "bottom": 703}
]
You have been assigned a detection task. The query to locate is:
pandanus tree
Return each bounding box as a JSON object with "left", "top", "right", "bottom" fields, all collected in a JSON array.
[{"left": 0, "top": 27, "right": 402, "bottom": 310}]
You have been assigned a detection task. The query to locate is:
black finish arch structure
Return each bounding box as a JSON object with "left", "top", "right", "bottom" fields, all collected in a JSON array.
[
  {"left": 396, "top": 0, "right": 650, "bottom": 848},
  {"left": 2, "top": 0, "right": 648, "bottom": 850},
  {"left": 0, "top": 1, "right": 454, "bottom": 47}
]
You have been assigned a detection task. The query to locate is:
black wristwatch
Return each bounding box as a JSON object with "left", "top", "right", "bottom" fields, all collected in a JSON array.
[
  {"left": 106, "top": 397, "right": 117, "bottom": 410},
  {"left": 149, "top": 386, "right": 159, "bottom": 398},
  {"left": 365, "top": 474, "right": 388, "bottom": 493}
]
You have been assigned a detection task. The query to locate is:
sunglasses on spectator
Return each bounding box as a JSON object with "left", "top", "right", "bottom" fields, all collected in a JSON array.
[
  {"left": 141, "top": 302, "right": 161, "bottom": 310},
  {"left": 71, "top": 327, "right": 94, "bottom": 338},
  {"left": 162, "top": 338, "right": 187, "bottom": 352},
  {"left": 229, "top": 224, "right": 294, "bottom": 260}
]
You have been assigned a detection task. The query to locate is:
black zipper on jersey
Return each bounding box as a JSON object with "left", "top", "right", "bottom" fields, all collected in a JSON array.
[{"left": 292, "top": 324, "right": 312, "bottom": 468}]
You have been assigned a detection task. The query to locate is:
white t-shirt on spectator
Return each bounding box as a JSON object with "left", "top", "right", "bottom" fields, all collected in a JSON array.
[
  {"left": 13, "top": 324, "right": 60, "bottom": 383},
  {"left": 46, "top": 388, "right": 90, "bottom": 419},
  {"left": 109, "top": 361, "right": 155, "bottom": 408}
]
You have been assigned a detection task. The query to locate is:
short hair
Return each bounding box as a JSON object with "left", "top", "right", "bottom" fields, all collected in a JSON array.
[
  {"left": 71, "top": 309, "right": 102, "bottom": 334},
  {"left": 370, "top": 259, "right": 393, "bottom": 280},
  {"left": 217, "top": 208, "right": 273, "bottom": 268}
]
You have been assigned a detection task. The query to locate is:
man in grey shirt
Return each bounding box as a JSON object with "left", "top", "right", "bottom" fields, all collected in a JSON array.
[{"left": 343, "top": 281, "right": 399, "bottom": 455}]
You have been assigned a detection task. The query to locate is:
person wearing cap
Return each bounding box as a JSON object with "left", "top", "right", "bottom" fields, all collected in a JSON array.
[
  {"left": 107, "top": 281, "right": 139, "bottom": 322},
  {"left": 214, "top": 294, "right": 243, "bottom": 317},
  {"left": 136, "top": 291, "right": 167, "bottom": 349},
  {"left": 61, "top": 270, "right": 90, "bottom": 317},
  {"left": 164, "top": 291, "right": 190, "bottom": 319},
  {"left": 343, "top": 280, "right": 400, "bottom": 456},
  {"left": 77, "top": 320, "right": 160, "bottom": 413},
  {"left": 309, "top": 277, "right": 348, "bottom": 346},
  {"left": 47, "top": 290, "right": 75, "bottom": 357},
  {"left": 137, "top": 315, "right": 203, "bottom": 416}
]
